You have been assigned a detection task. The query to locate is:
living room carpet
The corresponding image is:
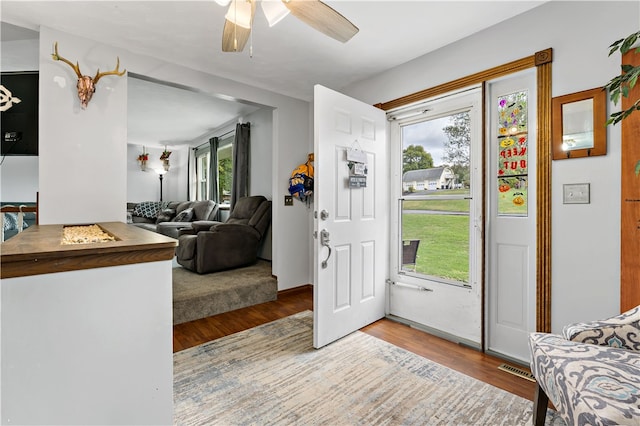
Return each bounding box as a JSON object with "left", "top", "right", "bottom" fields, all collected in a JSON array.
[
  {"left": 172, "top": 260, "right": 277, "bottom": 325},
  {"left": 174, "top": 311, "right": 565, "bottom": 425}
]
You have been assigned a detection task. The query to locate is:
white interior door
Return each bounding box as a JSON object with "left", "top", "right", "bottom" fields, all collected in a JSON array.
[
  {"left": 486, "top": 70, "right": 537, "bottom": 362},
  {"left": 313, "top": 84, "right": 388, "bottom": 349}
]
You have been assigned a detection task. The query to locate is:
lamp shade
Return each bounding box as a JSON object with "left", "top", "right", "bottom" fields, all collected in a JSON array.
[
  {"left": 225, "top": 0, "right": 253, "bottom": 29},
  {"left": 261, "top": 0, "right": 290, "bottom": 27}
]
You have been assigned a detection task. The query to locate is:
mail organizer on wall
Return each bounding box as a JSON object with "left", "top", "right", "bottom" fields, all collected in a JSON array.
[{"left": 346, "top": 142, "right": 368, "bottom": 188}]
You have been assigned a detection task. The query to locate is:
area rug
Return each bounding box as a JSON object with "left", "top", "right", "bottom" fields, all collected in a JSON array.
[
  {"left": 172, "top": 260, "right": 277, "bottom": 324},
  {"left": 174, "top": 311, "right": 564, "bottom": 425}
]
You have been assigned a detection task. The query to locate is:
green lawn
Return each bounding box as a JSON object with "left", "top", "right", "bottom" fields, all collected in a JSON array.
[
  {"left": 403, "top": 189, "right": 470, "bottom": 213},
  {"left": 404, "top": 187, "right": 528, "bottom": 216},
  {"left": 401, "top": 187, "right": 525, "bottom": 283},
  {"left": 402, "top": 213, "right": 469, "bottom": 283}
]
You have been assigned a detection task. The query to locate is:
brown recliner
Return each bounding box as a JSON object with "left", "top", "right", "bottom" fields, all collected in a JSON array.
[{"left": 175, "top": 195, "right": 272, "bottom": 274}]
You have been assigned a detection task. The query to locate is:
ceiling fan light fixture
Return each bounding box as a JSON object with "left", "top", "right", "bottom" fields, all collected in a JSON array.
[
  {"left": 225, "top": 0, "right": 253, "bottom": 29},
  {"left": 214, "top": 0, "right": 231, "bottom": 6},
  {"left": 261, "top": 0, "right": 290, "bottom": 27}
]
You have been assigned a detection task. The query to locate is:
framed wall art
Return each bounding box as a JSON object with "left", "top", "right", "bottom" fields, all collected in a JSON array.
[{"left": 1, "top": 72, "right": 39, "bottom": 156}]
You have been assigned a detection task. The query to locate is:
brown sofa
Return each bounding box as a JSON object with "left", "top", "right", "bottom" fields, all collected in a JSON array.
[
  {"left": 127, "top": 200, "right": 219, "bottom": 238},
  {"left": 175, "top": 196, "right": 271, "bottom": 273}
]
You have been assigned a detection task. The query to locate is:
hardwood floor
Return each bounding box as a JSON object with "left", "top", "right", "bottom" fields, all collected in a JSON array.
[{"left": 173, "top": 284, "right": 536, "bottom": 402}]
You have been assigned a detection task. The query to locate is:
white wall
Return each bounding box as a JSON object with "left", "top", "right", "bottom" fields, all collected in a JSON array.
[
  {"left": 0, "top": 157, "right": 38, "bottom": 202},
  {"left": 1, "top": 38, "right": 39, "bottom": 204},
  {"left": 248, "top": 107, "right": 274, "bottom": 198},
  {"left": 2, "top": 260, "right": 174, "bottom": 424},
  {"left": 247, "top": 107, "right": 274, "bottom": 261},
  {"left": 39, "top": 27, "right": 127, "bottom": 224},
  {"left": 127, "top": 144, "right": 188, "bottom": 202},
  {"left": 1, "top": 38, "right": 38, "bottom": 71},
  {"left": 342, "top": 1, "right": 636, "bottom": 331}
]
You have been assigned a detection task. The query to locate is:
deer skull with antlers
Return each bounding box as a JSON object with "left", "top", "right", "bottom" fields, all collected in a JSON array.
[{"left": 51, "top": 42, "right": 126, "bottom": 109}]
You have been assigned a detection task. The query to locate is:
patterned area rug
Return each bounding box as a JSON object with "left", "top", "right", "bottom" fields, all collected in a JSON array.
[{"left": 174, "top": 311, "right": 563, "bottom": 425}]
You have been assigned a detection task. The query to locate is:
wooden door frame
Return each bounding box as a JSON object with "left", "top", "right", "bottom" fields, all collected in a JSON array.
[
  {"left": 376, "top": 48, "right": 553, "bottom": 332},
  {"left": 621, "top": 49, "right": 640, "bottom": 312}
]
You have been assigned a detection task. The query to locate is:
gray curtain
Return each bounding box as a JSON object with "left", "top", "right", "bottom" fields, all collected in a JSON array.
[
  {"left": 187, "top": 148, "right": 192, "bottom": 200},
  {"left": 230, "top": 122, "right": 250, "bottom": 209},
  {"left": 208, "top": 137, "right": 219, "bottom": 204}
]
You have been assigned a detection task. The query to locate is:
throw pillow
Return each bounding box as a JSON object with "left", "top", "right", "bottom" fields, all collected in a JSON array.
[
  {"left": 156, "top": 208, "right": 176, "bottom": 224},
  {"left": 133, "top": 201, "right": 163, "bottom": 219},
  {"left": 2, "top": 213, "right": 29, "bottom": 231},
  {"left": 173, "top": 207, "right": 194, "bottom": 222}
]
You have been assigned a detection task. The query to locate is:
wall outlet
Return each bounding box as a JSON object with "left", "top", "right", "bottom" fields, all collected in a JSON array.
[{"left": 284, "top": 195, "right": 293, "bottom": 206}]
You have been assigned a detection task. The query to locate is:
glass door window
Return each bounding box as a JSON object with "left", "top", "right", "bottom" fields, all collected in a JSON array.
[
  {"left": 388, "top": 87, "right": 482, "bottom": 345},
  {"left": 400, "top": 111, "right": 473, "bottom": 286}
]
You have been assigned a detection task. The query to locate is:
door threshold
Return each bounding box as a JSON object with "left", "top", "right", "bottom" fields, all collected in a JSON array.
[{"left": 385, "top": 314, "right": 481, "bottom": 351}]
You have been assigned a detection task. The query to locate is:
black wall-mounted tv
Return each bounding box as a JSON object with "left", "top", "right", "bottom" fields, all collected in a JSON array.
[{"left": 1, "top": 72, "right": 39, "bottom": 156}]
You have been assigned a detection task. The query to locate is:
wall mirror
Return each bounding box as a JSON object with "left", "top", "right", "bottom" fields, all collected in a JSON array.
[{"left": 552, "top": 87, "right": 607, "bottom": 159}]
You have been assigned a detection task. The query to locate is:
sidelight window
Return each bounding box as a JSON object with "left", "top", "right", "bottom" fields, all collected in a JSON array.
[{"left": 496, "top": 90, "right": 529, "bottom": 216}]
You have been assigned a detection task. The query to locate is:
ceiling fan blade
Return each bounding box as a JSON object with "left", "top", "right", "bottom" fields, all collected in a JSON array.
[
  {"left": 283, "top": 0, "right": 358, "bottom": 43},
  {"left": 222, "top": 20, "right": 251, "bottom": 52},
  {"left": 222, "top": 0, "right": 256, "bottom": 52}
]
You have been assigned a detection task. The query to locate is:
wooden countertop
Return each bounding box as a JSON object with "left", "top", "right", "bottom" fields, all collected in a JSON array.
[{"left": 1, "top": 222, "right": 178, "bottom": 279}]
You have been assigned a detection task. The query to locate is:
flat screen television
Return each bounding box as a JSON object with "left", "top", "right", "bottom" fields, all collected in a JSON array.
[{"left": 1, "top": 72, "right": 38, "bottom": 156}]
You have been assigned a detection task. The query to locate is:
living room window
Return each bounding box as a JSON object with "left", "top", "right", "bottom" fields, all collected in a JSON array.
[
  {"left": 217, "top": 134, "right": 234, "bottom": 205},
  {"left": 196, "top": 151, "right": 210, "bottom": 201},
  {"left": 194, "top": 132, "right": 235, "bottom": 203}
]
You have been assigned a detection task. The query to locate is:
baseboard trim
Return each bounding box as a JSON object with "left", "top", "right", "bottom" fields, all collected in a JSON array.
[{"left": 278, "top": 284, "right": 313, "bottom": 297}]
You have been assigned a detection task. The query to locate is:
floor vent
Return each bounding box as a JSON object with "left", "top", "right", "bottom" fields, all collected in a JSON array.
[{"left": 498, "top": 363, "right": 536, "bottom": 382}]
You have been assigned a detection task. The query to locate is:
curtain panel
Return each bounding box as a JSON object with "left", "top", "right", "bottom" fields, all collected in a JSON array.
[{"left": 231, "top": 122, "right": 250, "bottom": 209}]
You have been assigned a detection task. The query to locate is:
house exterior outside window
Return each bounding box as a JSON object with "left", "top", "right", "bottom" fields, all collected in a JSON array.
[{"left": 402, "top": 166, "right": 456, "bottom": 193}]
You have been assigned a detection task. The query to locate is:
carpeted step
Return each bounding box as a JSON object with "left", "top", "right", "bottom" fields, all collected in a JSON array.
[{"left": 172, "top": 260, "right": 277, "bottom": 324}]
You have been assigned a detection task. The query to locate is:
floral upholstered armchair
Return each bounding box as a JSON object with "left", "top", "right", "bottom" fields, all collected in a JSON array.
[
  {"left": 562, "top": 306, "right": 640, "bottom": 350},
  {"left": 528, "top": 306, "right": 640, "bottom": 426}
]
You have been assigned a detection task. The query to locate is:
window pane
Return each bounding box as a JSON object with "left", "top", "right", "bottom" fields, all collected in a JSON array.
[
  {"left": 402, "top": 113, "right": 470, "bottom": 197},
  {"left": 401, "top": 199, "right": 470, "bottom": 284},
  {"left": 217, "top": 144, "right": 232, "bottom": 204},
  {"left": 197, "top": 153, "right": 209, "bottom": 201},
  {"left": 497, "top": 91, "right": 528, "bottom": 216},
  {"left": 400, "top": 111, "right": 472, "bottom": 286}
]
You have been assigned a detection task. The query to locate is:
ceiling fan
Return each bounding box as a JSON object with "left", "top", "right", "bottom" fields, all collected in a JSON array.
[{"left": 218, "top": 0, "right": 359, "bottom": 53}]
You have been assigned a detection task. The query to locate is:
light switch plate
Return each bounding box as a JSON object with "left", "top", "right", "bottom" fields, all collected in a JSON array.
[
  {"left": 284, "top": 195, "right": 293, "bottom": 206},
  {"left": 563, "top": 183, "right": 590, "bottom": 204}
]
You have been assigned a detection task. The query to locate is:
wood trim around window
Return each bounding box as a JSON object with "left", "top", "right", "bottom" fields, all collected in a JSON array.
[{"left": 377, "top": 48, "right": 553, "bottom": 333}]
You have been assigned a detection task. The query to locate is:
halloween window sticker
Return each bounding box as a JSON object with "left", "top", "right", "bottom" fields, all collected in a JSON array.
[{"left": 497, "top": 90, "right": 528, "bottom": 216}]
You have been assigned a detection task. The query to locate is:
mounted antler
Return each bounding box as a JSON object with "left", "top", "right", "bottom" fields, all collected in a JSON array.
[{"left": 51, "top": 42, "right": 126, "bottom": 109}]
